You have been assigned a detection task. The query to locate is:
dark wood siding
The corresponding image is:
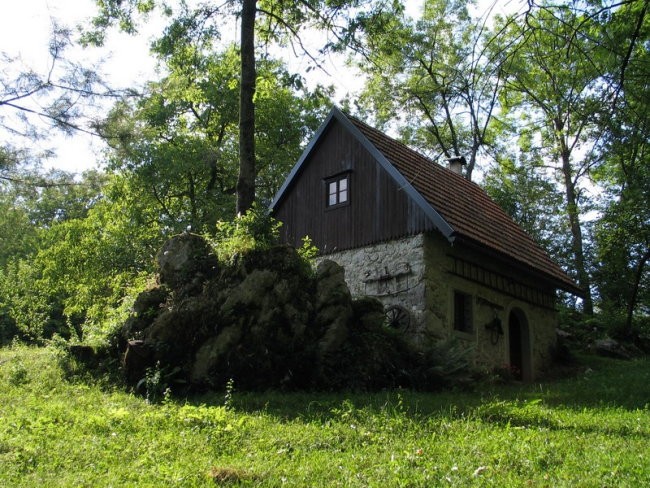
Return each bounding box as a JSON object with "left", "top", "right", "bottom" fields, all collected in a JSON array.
[{"left": 273, "top": 120, "right": 434, "bottom": 253}]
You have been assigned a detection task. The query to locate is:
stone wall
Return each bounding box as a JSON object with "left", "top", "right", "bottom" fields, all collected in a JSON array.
[
  {"left": 319, "top": 231, "right": 560, "bottom": 380},
  {"left": 315, "top": 234, "right": 427, "bottom": 335}
]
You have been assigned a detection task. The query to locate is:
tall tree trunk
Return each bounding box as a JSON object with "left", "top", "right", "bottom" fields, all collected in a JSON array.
[
  {"left": 187, "top": 171, "right": 198, "bottom": 230},
  {"left": 560, "top": 148, "right": 593, "bottom": 314},
  {"left": 237, "top": 0, "right": 257, "bottom": 215},
  {"left": 625, "top": 246, "right": 650, "bottom": 335}
]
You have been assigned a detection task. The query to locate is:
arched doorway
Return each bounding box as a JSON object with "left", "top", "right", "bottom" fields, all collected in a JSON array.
[{"left": 508, "top": 308, "right": 532, "bottom": 381}]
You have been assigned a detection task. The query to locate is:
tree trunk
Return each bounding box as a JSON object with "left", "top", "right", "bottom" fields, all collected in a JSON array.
[
  {"left": 560, "top": 149, "right": 593, "bottom": 314},
  {"left": 237, "top": 0, "right": 257, "bottom": 215},
  {"left": 625, "top": 246, "right": 650, "bottom": 335}
]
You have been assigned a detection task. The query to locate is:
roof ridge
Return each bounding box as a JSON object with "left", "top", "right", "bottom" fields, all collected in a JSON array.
[{"left": 345, "top": 112, "right": 487, "bottom": 189}]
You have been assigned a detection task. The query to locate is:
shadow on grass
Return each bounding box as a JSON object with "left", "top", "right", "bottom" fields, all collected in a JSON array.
[
  {"left": 62, "top": 343, "right": 649, "bottom": 438},
  {"left": 472, "top": 399, "right": 650, "bottom": 440},
  {"left": 180, "top": 354, "right": 649, "bottom": 433}
]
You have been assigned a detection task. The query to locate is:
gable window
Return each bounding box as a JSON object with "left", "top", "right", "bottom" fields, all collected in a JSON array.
[
  {"left": 326, "top": 174, "right": 349, "bottom": 208},
  {"left": 453, "top": 291, "right": 473, "bottom": 333}
]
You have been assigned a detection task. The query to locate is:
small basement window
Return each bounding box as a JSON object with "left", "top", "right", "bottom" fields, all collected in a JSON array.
[
  {"left": 326, "top": 174, "right": 349, "bottom": 208},
  {"left": 453, "top": 291, "right": 473, "bottom": 333}
]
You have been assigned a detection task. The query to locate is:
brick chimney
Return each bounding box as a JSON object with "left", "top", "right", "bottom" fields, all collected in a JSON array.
[{"left": 447, "top": 156, "right": 467, "bottom": 175}]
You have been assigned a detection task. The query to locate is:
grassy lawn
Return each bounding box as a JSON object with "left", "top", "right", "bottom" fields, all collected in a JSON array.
[{"left": 1, "top": 345, "right": 648, "bottom": 487}]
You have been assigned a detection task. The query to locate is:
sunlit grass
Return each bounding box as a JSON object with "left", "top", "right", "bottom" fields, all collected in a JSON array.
[{"left": 1, "top": 345, "right": 648, "bottom": 486}]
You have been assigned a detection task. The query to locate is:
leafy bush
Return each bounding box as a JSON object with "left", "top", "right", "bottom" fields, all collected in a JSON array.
[
  {"left": 0, "top": 273, "right": 21, "bottom": 344},
  {"left": 7, "top": 360, "right": 30, "bottom": 386},
  {"left": 297, "top": 235, "right": 318, "bottom": 261},
  {"left": 212, "top": 203, "right": 282, "bottom": 261},
  {"left": 0, "top": 259, "right": 70, "bottom": 343},
  {"left": 136, "top": 361, "right": 184, "bottom": 404}
]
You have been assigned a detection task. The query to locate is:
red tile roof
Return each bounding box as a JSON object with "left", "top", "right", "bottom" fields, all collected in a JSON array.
[{"left": 349, "top": 114, "right": 581, "bottom": 295}]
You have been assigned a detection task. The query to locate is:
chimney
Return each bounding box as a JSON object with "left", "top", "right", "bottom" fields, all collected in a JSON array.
[{"left": 447, "top": 156, "right": 467, "bottom": 175}]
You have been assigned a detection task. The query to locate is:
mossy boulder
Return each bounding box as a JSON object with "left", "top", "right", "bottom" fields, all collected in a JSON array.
[
  {"left": 156, "top": 233, "right": 218, "bottom": 291},
  {"left": 313, "top": 260, "right": 353, "bottom": 369},
  {"left": 121, "top": 286, "right": 169, "bottom": 340},
  {"left": 119, "top": 235, "right": 420, "bottom": 392}
]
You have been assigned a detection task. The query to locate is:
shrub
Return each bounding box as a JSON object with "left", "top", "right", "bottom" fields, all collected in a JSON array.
[
  {"left": 212, "top": 203, "right": 282, "bottom": 261},
  {"left": 0, "top": 296, "right": 21, "bottom": 345},
  {"left": 410, "top": 337, "right": 477, "bottom": 390}
]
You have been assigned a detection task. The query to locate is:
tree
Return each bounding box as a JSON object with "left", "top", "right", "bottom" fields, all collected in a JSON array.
[
  {"left": 0, "top": 163, "right": 107, "bottom": 267},
  {"left": 483, "top": 157, "right": 571, "bottom": 270},
  {"left": 1, "top": 22, "right": 126, "bottom": 173},
  {"left": 595, "top": 174, "right": 650, "bottom": 334},
  {"left": 238, "top": 0, "right": 257, "bottom": 213},
  {"left": 354, "top": 0, "right": 505, "bottom": 180},
  {"left": 495, "top": 5, "right": 606, "bottom": 314},
  {"left": 87, "top": 0, "right": 381, "bottom": 213},
  {"left": 0, "top": 193, "right": 35, "bottom": 269},
  {"left": 591, "top": 0, "right": 650, "bottom": 332},
  {"left": 100, "top": 46, "right": 331, "bottom": 232},
  {"left": 0, "top": 171, "right": 164, "bottom": 342}
]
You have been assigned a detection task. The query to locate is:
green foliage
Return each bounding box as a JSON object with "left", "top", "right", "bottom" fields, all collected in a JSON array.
[
  {"left": 412, "top": 337, "right": 476, "bottom": 389},
  {"left": 212, "top": 203, "right": 282, "bottom": 261},
  {"left": 0, "top": 285, "right": 20, "bottom": 346},
  {"left": 0, "top": 25, "right": 114, "bottom": 156},
  {"left": 0, "top": 259, "right": 68, "bottom": 342},
  {"left": 223, "top": 378, "right": 236, "bottom": 411},
  {"left": 0, "top": 193, "right": 37, "bottom": 269},
  {"left": 483, "top": 159, "right": 572, "bottom": 271},
  {"left": 494, "top": 4, "right": 607, "bottom": 313},
  {"left": 0, "top": 172, "right": 163, "bottom": 345},
  {"left": 7, "top": 360, "right": 29, "bottom": 386},
  {"left": 356, "top": 0, "right": 500, "bottom": 179},
  {"left": 100, "top": 45, "right": 331, "bottom": 233},
  {"left": 591, "top": 31, "right": 650, "bottom": 329},
  {"left": 136, "top": 361, "right": 183, "bottom": 404},
  {"left": 2, "top": 346, "right": 650, "bottom": 486},
  {"left": 297, "top": 235, "right": 319, "bottom": 261}
]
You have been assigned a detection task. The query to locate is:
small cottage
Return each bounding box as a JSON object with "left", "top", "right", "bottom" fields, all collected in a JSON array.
[{"left": 270, "top": 107, "right": 582, "bottom": 380}]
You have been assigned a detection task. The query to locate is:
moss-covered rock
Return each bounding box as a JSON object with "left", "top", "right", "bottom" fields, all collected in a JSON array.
[
  {"left": 117, "top": 235, "right": 435, "bottom": 392},
  {"left": 156, "top": 233, "right": 218, "bottom": 291},
  {"left": 121, "top": 286, "right": 168, "bottom": 340}
]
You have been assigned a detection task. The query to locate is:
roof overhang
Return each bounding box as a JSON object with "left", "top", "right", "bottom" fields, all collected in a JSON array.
[{"left": 453, "top": 234, "right": 585, "bottom": 297}]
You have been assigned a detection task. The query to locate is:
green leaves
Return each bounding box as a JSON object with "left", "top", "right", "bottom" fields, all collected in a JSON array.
[
  {"left": 212, "top": 202, "right": 283, "bottom": 261},
  {"left": 357, "top": 0, "right": 501, "bottom": 179},
  {"left": 0, "top": 170, "right": 163, "bottom": 343}
]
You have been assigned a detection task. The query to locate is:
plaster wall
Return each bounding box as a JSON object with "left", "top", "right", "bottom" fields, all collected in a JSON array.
[{"left": 422, "top": 232, "right": 558, "bottom": 378}]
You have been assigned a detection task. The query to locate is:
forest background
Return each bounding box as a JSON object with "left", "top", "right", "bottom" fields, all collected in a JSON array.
[{"left": 0, "top": 0, "right": 648, "bottom": 347}]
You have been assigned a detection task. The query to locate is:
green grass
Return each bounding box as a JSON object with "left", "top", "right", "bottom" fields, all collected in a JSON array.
[{"left": 1, "top": 346, "right": 649, "bottom": 487}]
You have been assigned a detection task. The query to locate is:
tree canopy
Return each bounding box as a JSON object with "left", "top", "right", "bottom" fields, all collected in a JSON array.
[{"left": 1, "top": 0, "right": 649, "bottom": 345}]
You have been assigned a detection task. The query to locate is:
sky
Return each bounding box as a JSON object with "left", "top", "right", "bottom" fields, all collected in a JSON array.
[{"left": 0, "top": 0, "right": 523, "bottom": 174}]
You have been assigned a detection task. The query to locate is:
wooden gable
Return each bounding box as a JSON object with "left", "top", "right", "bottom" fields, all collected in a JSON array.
[{"left": 271, "top": 113, "right": 436, "bottom": 253}]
